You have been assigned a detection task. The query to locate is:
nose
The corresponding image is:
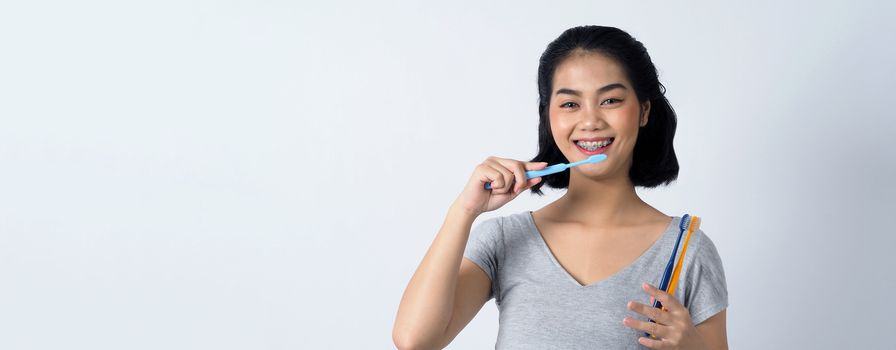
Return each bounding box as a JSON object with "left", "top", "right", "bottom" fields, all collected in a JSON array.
[{"left": 579, "top": 103, "right": 607, "bottom": 130}]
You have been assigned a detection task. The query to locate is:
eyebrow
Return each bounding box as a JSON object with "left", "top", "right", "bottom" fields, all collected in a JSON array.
[{"left": 555, "top": 83, "right": 627, "bottom": 96}]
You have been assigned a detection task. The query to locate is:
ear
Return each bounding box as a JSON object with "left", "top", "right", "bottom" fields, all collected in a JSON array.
[{"left": 640, "top": 100, "right": 651, "bottom": 127}]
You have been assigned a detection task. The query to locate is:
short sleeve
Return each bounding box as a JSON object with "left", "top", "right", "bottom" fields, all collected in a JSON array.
[
  {"left": 679, "top": 229, "right": 729, "bottom": 325},
  {"left": 462, "top": 217, "right": 503, "bottom": 303}
]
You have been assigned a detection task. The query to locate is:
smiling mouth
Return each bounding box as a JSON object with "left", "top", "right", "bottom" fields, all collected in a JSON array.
[{"left": 573, "top": 138, "right": 614, "bottom": 155}]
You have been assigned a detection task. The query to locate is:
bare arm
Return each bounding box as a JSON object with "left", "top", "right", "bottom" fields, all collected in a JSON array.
[
  {"left": 392, "top": 202, "right": 492, "bottom": 349},
  {"left": 393, "top": 157, "right": 547, "bottom": 349},
  {"left": 695, "top": 309, "right": 727, "bottom": 350}
]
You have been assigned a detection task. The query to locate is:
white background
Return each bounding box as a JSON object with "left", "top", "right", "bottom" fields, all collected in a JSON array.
[{"left": 1, "top": 0, "right": 894, "bottom": 349}]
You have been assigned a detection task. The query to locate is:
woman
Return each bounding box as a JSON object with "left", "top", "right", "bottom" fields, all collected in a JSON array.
[{"left": 393, "top": 25, "right": 728, "bottom": 349}]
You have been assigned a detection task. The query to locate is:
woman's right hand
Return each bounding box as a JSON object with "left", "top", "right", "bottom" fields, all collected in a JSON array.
[{"left": 453, "top": 156, "right": 549, "bottom": 217}]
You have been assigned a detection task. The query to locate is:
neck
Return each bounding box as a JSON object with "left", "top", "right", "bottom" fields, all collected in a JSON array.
[{"left": 556, "top": 169, "right": 647, "bottom": 229}]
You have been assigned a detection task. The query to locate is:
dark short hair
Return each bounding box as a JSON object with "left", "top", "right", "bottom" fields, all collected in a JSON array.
[{"left": 528, "top": 25, "right": 679, "bottom": 196}]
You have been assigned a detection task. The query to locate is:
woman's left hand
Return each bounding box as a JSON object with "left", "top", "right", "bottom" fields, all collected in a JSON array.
[{"left": 622, "top": 282, "right": 708, "bottom": 349}]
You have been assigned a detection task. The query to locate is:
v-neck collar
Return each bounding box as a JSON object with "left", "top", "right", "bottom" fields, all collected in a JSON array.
[{"left": 524, "top": 211, "right": 679, "bottom": 288}]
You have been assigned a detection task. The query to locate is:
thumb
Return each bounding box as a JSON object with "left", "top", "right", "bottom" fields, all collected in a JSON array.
[{"left": 524, "top": 161, "right": 549, "bottom": 170}]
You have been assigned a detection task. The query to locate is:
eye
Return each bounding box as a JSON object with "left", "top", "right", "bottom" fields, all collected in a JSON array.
[
  {"left": 560, "top": 101, "right": 579, "bottom": 108},
  {"left": 601, "top": 98, "right": 623, "bottom": 105}
]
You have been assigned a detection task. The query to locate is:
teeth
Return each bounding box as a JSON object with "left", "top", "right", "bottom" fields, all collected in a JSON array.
[{"left": 576, "top": 139, "right": 613, "bottom": 150}]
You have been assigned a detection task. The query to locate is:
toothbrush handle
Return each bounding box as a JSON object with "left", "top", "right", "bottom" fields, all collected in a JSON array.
[
  {"left": 527, "top": 164, "right": 568, "bottom": 178},
  {"left": 484, "top": 164, "right": 568, "bottom": 189}
]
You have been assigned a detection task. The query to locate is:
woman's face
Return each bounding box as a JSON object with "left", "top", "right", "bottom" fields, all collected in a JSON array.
[{"left": 548, "top": 51, "right": 650, "bottom": 181}]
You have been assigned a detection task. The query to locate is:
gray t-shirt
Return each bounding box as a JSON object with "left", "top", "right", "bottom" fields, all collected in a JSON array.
[{"left": 463, "top": 211, "right": 728, "bottom": 349}]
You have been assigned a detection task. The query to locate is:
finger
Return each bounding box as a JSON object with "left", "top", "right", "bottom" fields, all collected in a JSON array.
[
  {"left": 478, "top": 163, "right": 505, "bottom": 190},
  {"left": 622, "top": 317, "right": 668, "bottom": 338},
  {"left": 642, "top": 283, "right": 684, "bottom": 314},
  {"left": 494, "top": 162, "right": 516, "bottom": 194},
  {"left": 522, "top": 162, "right": 548, "bottom": 190},
  {"left": 511, "top": 162, "right": 529, "bottom": 193},
  {"left": 516, "top": 177, "right": 542, "bottom": 193},
  {"left": 509, "top": 161, "right": 548, "bottom": 193},
  {"left": 498, "top": 165, "right": 516, "bottom": 194},
  {"left": 637, "top": 336, "right": 665, "bottom": 349},
  {"left": 484, "top": 159, "right": 514, "bottom": 193},
  {"left": 488, "top": 158, "right": 523, "bottom": 193},
  {"left": 485, "top": 158, "right": 515, "bottom": 194},
  {"left": 523, "top": 161, "right": 549, "bottom": 170},
  {"left": 627, "top": 301, "right": 672, "bottom": 325}
]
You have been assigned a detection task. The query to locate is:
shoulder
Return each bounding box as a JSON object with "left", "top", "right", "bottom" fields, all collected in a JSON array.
[
  {"left": 472, "top": 211, "right": 531, "bottom": 235},
  {"left": 689, "top": 228, "right": 722, "bottom": 259},
  {"left": 468, "top": 211, "right": 534, "bottom": 245},
  {"left": 681, "top": 227, "right": 727, "bottom": 277},
  {"left": 470, "top": 215, "right": 503, "bottom": 235}
]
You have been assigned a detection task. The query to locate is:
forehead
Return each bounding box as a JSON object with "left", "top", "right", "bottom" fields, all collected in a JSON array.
[{"left": 552, "top": 51, "right": 629, "bottom": 91}]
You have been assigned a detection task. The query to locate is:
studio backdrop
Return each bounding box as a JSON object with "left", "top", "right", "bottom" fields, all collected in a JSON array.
[{"left": 0, "top": 0, "right": 893, "bottom": 349}]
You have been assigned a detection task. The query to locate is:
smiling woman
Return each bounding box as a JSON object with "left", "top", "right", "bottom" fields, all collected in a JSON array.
[
  {"left": 529, "top": 26, "right": 680, "bottom": 194},
  {"left": 393, "top": 25, "right": 728, "bottom": 350}
]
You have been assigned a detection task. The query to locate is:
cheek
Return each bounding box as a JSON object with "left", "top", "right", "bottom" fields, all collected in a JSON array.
[
  {"left": 549, "top": 120, "right": 573, "bottom": 145},
  {"left": 625, "top": 104, "right": 645, "bottom": 122},
  {"left": 548, "top": 112, "right": 574, "bottom": 131},
  {"left": 610, "top": 107, "right": 644, "bottom": 129}
]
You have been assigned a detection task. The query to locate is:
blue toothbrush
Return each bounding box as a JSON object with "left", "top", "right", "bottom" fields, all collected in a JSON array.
[
  {"left": 484, "top": 154, "right": 608, "bottom": 189},
  {"left": 644, "top": 213, "right": 691, "bottom": 338}
]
